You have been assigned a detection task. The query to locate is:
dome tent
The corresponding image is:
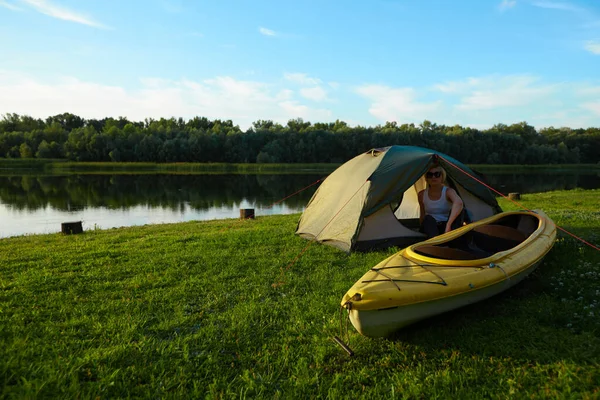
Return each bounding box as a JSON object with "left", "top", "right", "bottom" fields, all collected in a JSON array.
[{"left": 295, "top": 146, "right": 501, "bottom": 252}]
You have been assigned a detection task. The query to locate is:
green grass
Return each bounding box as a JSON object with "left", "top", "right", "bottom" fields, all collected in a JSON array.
[{"left": 1, "top": 189, "right": 599, "bottom": 398}]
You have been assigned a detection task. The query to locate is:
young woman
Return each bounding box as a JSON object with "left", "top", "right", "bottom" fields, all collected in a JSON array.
[{"left": 418, "top": 165, "right": 464, "bottom": 238}]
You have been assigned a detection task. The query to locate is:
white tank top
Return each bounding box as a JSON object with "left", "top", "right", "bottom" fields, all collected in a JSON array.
[{"left": 423, "top": 186, "right": 451, "bottom": 222}]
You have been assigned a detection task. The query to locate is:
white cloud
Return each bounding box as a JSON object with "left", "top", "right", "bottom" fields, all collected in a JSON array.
[
  {"left": 259, "top": 27, "right": 276, "bottom": 36},
  {"left": 0, "top": 0, "right": 21, "bottom": 11},
  {"left": 576, "top": 85, "right": 600, "bottom": 96},
  {"left": 276, "top": 89, "right": 294, "bottom": 101},
  {"left": 434, "top": 77, "right": 484, "bottom": 93},
  {"left": 283, "top": 72, "right": 321, "bottom": 86},
  {"left": 18, "top": 0, "right": 110, "bottom": 28},
  {"left": 328, "top": 82, "right": 340, "bottom": 89},
  {"left": 584, "top": 40, "right": 600, "bottom": 54},
  {"left": 0, "top": 71, "right": 334, "bottom": 130},
  {"left": 581, "top": 102, "right": 600, "bottom": 115},
  {"left": 355, "top": 85, "right": 442, "bottom": 123},
  {"left": 300, "top": 86, "right": 328, "bottom": 102},
  {"left": 278, "top": 101, "right": 331, "bottom": 121},
  {"left": 531, "top": 1, "right": 582, "bottom": 12},
  {"left": 2, "top": 70, "right": 599, "bottom": 131},
  {"left": 436, "top": 75, "right": 557, "bottom": 110},
  {"left": 498, "top": 0, "right": 516, "bottom": 11}
]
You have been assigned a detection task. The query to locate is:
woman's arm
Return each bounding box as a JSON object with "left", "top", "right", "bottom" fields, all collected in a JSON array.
[
  {"left": 445, "top": 188, "right": 464, "bottom": 232},
  {"left": 418, "top": 190, "right": 426, "bottom": 224}
]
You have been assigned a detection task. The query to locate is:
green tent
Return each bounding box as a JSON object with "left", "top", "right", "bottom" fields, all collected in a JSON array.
[{"left": 296, "top": 146, "right": 501, "bottom": 252}]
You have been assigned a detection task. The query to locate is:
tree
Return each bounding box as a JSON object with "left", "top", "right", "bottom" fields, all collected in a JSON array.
[
  {"left": 19, "top": 142, "right": 33, "bottom": 158},
  {"left": 46, "top": 113, "right": 84, "bottom": 131},
  {"left": 36, "top": 140, "right": 52, "bottom": 158}
]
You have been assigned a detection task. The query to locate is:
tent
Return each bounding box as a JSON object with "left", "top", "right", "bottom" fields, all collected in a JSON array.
[{"left": 295, "top": 146, "right": 501, "bottom": 252}]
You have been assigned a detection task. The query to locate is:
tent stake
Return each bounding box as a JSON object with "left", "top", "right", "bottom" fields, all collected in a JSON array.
[{"left": 333, "top": 336, "right": 354, "bottom": 356}]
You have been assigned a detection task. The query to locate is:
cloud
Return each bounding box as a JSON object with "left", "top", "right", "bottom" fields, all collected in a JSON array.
[
  {"left": 2, "top": 70, "right": 599, "bottom": 131},
  {"left": 434, "top": 77, "right": 484, "bottom": 93},
  {"left": 531, "top": 1, "right": 582, "bottom": 12},
  {"left": 18, "top": 0, "right": 110, "bottom": 28},
  {"left": 0, "top": 71, "right": 334, "bottom": 130},
  {"left": 300, "top": 86, "right": 328, "bottom": 102},
  {"left": 436, "top": 75, "right": 557, "bottom": 110},
  {"left": 576, "top": 85, "right": 600, "bottom": 96},
  {"left": 581, "top": 102, "right": 600, "bottom": 115},
  {"left": 584, "top": 40, "right": 600, "bottom": 54},
  {"left": 0, "top": 0, "right": 21, "bottom": 11},
  {"left": 498, "top": 0, "right": 516, "bottom": 11},
  {"left": 355, "top": 85, "right": 442, "bottom": 123},
  {"left": 278, "top": 101, "right": 332, "bottom": 121},
  {"left": 530, "top": 2, "right": 600, "bottom": 54},
  {"left": 284, "top": 73, "right": 322, "bottom": 85},
  {"left": 259, "top": 27, "right": 276, "bottom": 36}
]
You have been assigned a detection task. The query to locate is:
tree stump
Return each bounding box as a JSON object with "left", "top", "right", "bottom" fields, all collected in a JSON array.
[
  {"left": 240, "top": 209, "right": 255, "bottom": 219},
  {"left": 508, "top": 193, "right": 521, "bottom": 200},
  {"left": 61, "top": 221, "right": 83, "bottom": 235}
]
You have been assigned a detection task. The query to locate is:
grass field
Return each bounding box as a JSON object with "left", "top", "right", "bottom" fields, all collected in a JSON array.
[{"left": 1, "top": 189, "right": 599, "bottom": 398}]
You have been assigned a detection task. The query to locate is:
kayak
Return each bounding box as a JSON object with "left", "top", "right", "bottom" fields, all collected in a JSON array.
[{"left": 341, "top": 210, "right": 556, "bottom": 338}]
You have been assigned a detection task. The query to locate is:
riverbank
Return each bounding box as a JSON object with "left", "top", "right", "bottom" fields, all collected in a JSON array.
[
  {"left": 0, "top": 158, "right": 598, "bottom": 175},
  {"left": 0, "top": 159, "right": 338, "bottom": 174},
  {"left": 1, "top": 189, "right": 599, "bottom": 398}
]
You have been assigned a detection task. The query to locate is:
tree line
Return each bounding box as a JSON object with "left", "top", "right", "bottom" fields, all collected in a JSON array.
[{"left": 0, "top": 113, "right": 598, "bottom": 164}]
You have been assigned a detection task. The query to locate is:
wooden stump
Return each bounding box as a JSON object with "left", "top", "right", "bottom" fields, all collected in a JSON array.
[
  {"left": 508, "top": 193, "right": 521, "bottom": 200},
  {"left": 61, "top": 221, "right": 83, "bottom": 235},
  {"left": 240, "top": 209, "right": 255, "bottom": 219}
]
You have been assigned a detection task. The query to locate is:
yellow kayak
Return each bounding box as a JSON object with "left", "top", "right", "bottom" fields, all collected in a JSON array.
[{"left": 341, "top": 210, "right": 556, "bottom": 338}]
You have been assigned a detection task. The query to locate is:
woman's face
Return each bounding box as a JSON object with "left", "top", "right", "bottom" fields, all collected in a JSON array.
[{"left": 426, "top": 167, "right": 443, "bottom": 183}]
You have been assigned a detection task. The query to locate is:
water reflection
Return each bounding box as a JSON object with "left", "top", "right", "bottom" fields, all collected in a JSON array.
[
  {"left": 0, "top": 171, "right": 598, "bottom": 238},
  {"left": 0, "top": 174, "right": 321, "bottom": 212},
  {"left": 0, "top": 174, "right": 322, "bottom": 238}
]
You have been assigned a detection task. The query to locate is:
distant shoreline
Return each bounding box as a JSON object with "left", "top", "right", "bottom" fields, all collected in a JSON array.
[{"left": 0, "top": 159, "right": 598, "bottom": 175}]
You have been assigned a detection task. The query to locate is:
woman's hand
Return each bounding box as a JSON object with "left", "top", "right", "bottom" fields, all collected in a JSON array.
[{"left": 445, "top": 223, "right": 452, "bottom": 233}]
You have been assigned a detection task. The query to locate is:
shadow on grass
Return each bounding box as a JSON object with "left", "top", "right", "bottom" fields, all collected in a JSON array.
[{"left": 385, "top": 240, "right": 600, "bottom": 365}]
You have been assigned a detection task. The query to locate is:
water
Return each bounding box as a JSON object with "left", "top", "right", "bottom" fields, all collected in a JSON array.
[{"left": 1, "top": 171, "right": 598, "bottom": 238}]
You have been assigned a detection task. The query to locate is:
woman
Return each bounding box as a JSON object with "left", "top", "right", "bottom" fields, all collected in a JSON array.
[{"left": 418, "top": 165, "right": 464, "bottom": 238}]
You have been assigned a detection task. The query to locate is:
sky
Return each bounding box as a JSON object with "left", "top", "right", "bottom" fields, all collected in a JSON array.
[{"left": 0, "top": 0, "right": 599, "bottom": 131}]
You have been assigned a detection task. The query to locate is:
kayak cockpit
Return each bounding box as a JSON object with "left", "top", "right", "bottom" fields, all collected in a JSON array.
[{"left": 413, "top": 213, "right": 540, "bottom": 261}]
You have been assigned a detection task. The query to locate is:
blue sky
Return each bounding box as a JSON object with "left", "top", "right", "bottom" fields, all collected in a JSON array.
[{"left": 1, "top": 0, "right": 599, "bottom": 130}]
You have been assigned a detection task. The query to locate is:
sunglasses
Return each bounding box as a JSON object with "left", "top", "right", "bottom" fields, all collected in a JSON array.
[{"left": 426, "top": 171, "right": 442, "bottom": 178}]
